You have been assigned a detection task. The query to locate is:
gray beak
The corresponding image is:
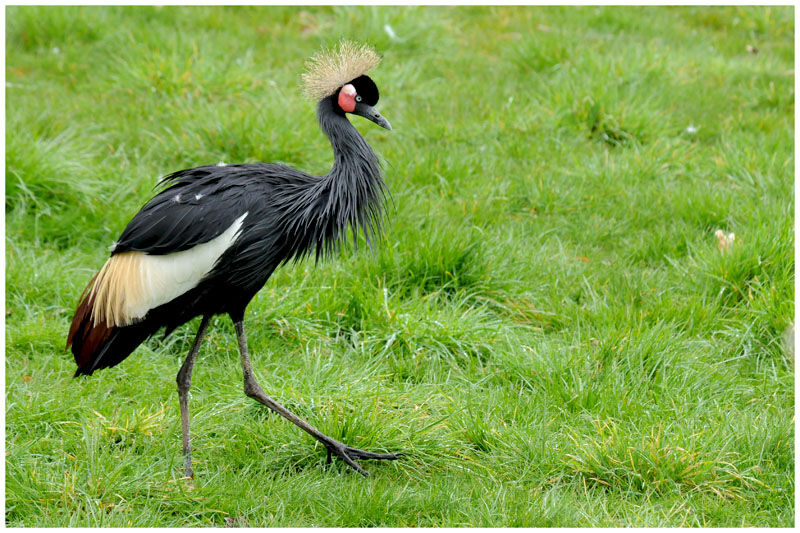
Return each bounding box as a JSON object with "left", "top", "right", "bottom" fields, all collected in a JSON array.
[{"left": 353, "top": 103, "right": 392, "bottom": 131}]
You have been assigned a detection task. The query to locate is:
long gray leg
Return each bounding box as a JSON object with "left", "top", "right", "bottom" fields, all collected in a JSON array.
[
  {"left": 176, "top": 315, "right": 211, "bottom": 479},
  {"left": 233, "top": 320, "right": 401, "bottom": 476}
]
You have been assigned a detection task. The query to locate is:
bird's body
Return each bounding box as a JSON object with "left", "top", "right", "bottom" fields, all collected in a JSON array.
[
  {"left": 67, "top": 42, "right": 400, "bottom": 476},
  {"left": 69, "top": 96, "right": 386, "bottom": 375}
]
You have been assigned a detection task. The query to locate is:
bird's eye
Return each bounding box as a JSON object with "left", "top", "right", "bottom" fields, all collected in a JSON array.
[{"left": 355, "top": 95, "right": 362, "bottom": 102}]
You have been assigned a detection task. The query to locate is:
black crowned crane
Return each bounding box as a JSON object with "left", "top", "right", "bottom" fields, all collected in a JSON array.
[{"left": 67, "top": 42, "right": 401, "bottom": 477}]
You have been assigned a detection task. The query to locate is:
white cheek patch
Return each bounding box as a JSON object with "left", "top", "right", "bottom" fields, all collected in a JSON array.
[
  {"left": 342, "top": 84, "right": 356, "bottom": 97},
  {"left": 91, "top": 212, "right": 248, "bottom": 327}
]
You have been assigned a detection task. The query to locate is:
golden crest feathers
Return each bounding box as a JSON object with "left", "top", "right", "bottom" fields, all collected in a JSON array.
[{"left": 302, "top": 41, "right": 381, "bottom": 100}]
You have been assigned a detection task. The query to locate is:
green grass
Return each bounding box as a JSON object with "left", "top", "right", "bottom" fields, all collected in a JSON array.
[{"left": 5, "top": 5, "right": 794, "bottom": 527}]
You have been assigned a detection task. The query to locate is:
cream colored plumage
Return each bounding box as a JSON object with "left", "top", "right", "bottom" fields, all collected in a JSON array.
[
  {"left": 301, "top": 41, "right": 381, "bottom": 100},
  {"left": 88, "top": 214, "right": 247, "bottom": 327}
]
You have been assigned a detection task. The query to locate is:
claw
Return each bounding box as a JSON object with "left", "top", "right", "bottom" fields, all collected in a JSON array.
[{"left": 323, "top": 441, "right": 401, "bottom": 476}]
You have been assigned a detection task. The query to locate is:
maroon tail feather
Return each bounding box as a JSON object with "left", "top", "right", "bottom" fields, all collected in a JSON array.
[
  {"left": 67, "top": 273, "right": 155, "bottom": 376},
  {"left": 67, "top": 274, "right": 109, "bottom": 368}
]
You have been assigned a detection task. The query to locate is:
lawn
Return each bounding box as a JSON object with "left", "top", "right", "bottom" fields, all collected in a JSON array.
[{"left": 5, "top": 5, "right": 794, "bottom": 527}]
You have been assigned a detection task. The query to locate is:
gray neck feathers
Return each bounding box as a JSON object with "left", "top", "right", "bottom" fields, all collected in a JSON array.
[{"left": 277, "top": 97, "right": 387, "bottom": 262}]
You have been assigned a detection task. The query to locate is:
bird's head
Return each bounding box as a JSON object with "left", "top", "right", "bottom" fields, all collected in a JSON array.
[
  {"left": 302, "top": 41, "right": 391, "bottom": 131},
  {"left": 335, "top": 75, "right": 390, "bottom": 130}
]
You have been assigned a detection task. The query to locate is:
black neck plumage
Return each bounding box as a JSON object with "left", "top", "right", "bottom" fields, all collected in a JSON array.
[{"left": 277, "top": 96, "right": 387, "bottom": 263}]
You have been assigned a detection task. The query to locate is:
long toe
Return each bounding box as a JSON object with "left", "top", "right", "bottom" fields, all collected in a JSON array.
[{"left": 344, "top": 447, "right": 403, "bottom": 461}]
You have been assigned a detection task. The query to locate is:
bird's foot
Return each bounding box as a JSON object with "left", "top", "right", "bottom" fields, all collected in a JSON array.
[
  {"left": 179, "top": 459, "right": 195, "bottom": 488},
  {"left": 183, "top": 451, "right": 195, "bottom": 479},
  {"left": 323, "top": 440, "right": 402, "bottom": 476}
]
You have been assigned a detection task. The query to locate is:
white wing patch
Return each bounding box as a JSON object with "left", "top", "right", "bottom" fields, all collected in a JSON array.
[{"left": 90, "top": 212, "right": 248, "bottom": 327}]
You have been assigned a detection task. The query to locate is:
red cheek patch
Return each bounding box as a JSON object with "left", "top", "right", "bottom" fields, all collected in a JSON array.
[{"left": 338, "top": 84, "right": 357, "bottom": 113}]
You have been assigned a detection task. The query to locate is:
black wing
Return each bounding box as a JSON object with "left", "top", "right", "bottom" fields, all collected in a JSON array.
[{"left": 112, "top": 164, "right": 271, "bottom": 255}]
